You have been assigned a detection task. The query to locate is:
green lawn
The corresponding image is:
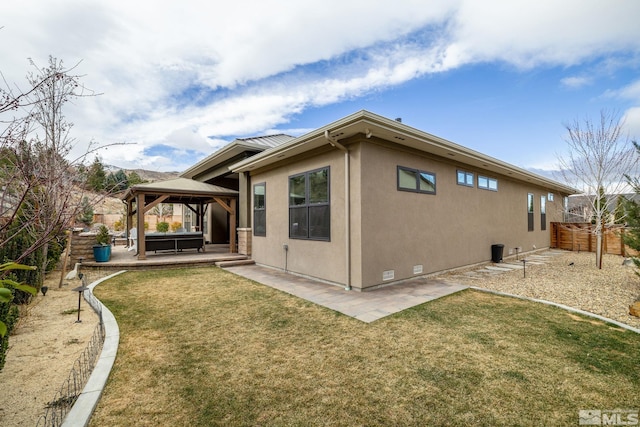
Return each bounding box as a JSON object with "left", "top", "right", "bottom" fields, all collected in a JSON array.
[{"left": 92, "top": 267, "right": 640, "bottom": 426}]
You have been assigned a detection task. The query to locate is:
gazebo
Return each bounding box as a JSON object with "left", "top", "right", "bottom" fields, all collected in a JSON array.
[{"left": 122, "top": 178, "right": 239, "bottom": 259}]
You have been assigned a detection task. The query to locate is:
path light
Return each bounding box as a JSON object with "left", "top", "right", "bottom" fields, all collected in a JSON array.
[
  {"left": 72, "top": 273, "right": 88, "bottom": 323},
  {"left": 41, "top": 286, "right": 48, "bottom": 296},
  {"left": 521, "top": 259, "right": 527, "bottom": 278}
]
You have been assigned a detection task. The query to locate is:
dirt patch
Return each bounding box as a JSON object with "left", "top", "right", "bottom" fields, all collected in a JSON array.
[{"left": 0, "top": 275, "right": 99, "bottom": 426}]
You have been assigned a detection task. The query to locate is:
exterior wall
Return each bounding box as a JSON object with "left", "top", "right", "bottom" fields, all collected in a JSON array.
[
  {"left": 250, "top": 147, "right": 348, "bottom": 286},
  {"left": 357, "top": 140, "right": 567, "bottom": 289},
  {"left": 248, "top": 136, "right": 568, "bottom": 291}
]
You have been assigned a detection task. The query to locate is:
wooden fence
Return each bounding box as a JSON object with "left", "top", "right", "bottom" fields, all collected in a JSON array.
[{"left": 550, "top": 222, "right": 634, "bottom": 255}]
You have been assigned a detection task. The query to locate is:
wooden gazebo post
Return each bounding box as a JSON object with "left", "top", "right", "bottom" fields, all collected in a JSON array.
[{"left": 136, "top": 192, "right": 146, "bottom": 260}]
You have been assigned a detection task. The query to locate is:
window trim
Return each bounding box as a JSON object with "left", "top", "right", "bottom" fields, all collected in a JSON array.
[
  {"left": 288, "top": 166, "right": 331, "bottom": 241},
  {"left": 253, "top": 182, "right": 266, "bottom": 237},
  {"left": 478, "top": 175, "right": 498, "bottom": 191},
  {"left": 397, "top": 166, "right": 436, "bottom": 194},
  {"left": 456, "top": 170, "right": 474, "bottom": 187}
]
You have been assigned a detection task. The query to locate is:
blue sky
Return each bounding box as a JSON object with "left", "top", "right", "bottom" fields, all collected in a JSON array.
[{"left": 1, "top": 0, "right": 639, "bottom": 176}]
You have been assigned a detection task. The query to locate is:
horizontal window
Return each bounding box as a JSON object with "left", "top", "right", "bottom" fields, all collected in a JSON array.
[
  {"left": 478, "top": 175, "right": 498, "bottom": 191},
  {"left": 398, "top": 166, "right": 436, "bottom": 194},
  {"left": 457, "top": 170, "right": 474, "bottom": 187}
]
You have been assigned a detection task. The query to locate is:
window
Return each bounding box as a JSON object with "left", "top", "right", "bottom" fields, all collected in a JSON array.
[
  {"left": 540, "top": 195, "right": 547, "bottom": 231},
  {"left": 289, "top": 167, "right": 330, "bottom": 240},
  {"left": 478, "top": 175, "right": 498, "bottom": 191},
  {"left": 253, "top": 183, "right": 266, "bottom": 236},
  {"left": 397, "top": 166, "right": 436, "bottom": 194},
  {"left": 548, "top": 193, "right": 554, "bottom": 202},
  {"left": 527, "top": 193, "right": 534, "bottom": 231},
  {"left": 457, "top": 170, "right": 474, "bottom": 187}
]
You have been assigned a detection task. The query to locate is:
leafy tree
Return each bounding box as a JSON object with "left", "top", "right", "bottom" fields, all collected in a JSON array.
[
  {"left": 105, "top": 169, "right": 129, "bottom": 193},
  {"left": 557, "top": 110, "right": 640, "bottom": 269},
  {"left": 86, "top": 156, "right": 106, "bottom": 192},
  {"left": 77, "top": 196, "right": 94, "bottom": 227},
  {"left": 127, "top": 171, "right": 145, "bottom": 186}
]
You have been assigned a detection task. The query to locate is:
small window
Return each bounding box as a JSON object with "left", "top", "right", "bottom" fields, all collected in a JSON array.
[
  {"left": 289, "top": 167, "right": 330, "bottom": 240},
  {"left": 398, "top": 166, "right": 436, "bottom": 194},
  {"left": 548, "top": 193, "right": 554, "bottom": 202},
  {"left": 457, "top": 170, "right": 474, "bottom": 187},
  {"left": 253, "top": 183, "right": 266, "bottom": 236},
  {"left": 478, "top": 175, "right": 498, "bottom": 191}
]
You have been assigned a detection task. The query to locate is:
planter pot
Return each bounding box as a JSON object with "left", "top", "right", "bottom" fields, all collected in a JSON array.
[{"left": 93, "top": 245, "right": 111, "bottom": 262}]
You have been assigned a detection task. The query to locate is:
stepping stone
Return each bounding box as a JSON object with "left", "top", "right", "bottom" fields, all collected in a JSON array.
[
  {"left": 499, "top": 263, "right": 523, "bottom": 269},
  {"left": 485, "top": 266, "right": 512, "bottom": 272}
]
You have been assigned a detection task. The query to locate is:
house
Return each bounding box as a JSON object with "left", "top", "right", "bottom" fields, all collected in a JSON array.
[{"left": 187, "top": 110, "right": 576, "bottom": 290}]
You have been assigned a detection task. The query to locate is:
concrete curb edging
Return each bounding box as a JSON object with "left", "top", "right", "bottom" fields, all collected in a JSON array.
[
  {"left": 61, "top": 270, "right": 127, "bottom": 427},
  {"left": 471, "top": 286, "right": 640, "bottom": 334}
]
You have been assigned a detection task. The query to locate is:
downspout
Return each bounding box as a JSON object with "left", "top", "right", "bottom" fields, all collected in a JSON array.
[{"left": 324, "top": 130, "right": 352, "bottom": 291}]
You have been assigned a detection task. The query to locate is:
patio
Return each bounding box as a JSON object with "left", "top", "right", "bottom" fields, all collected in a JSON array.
[{"left": 80, "top": 243, "right": 249, "bottom": 270}]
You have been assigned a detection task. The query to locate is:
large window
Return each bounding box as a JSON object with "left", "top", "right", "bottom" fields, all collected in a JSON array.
[
  {"left": 527, "top": 193, "right": 534, "bottom": 231},
  {"left": 478, "top": 175, "right": 498, "bottom": 191},
  {"left": 397, "top": 166, "right": 436, "bottom": 194},
  {"left": 457, "top": 170, "right": 474, "bottom": 187},
  {"left": 289, "top": 167, "right": 330, "bottom": 240},
  {"left": 253, "top": 183, "right": 266, "bottom": 236}
]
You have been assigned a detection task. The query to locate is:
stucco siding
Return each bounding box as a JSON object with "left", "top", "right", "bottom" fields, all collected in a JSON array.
[
  {"left": 357, "top": 141, "right": 567, "bottom": 289},
  {"left": 250, "top": 148, "right": 348, "bottom": 286}
]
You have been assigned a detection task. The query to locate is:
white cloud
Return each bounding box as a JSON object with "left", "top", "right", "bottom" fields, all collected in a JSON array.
[
  {"left": 561, "top": 76, "right": 592, "bottom": 89},
  {"left": 1, "top": 0, "right": 640, "bottom": 171}
]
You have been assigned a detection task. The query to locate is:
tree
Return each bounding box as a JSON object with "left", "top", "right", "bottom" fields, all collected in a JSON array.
[
  {"left": 76, "top": 196, "right": 94, "bottom": 228},
  {"left": 557, "top": 110, "right": 640, "bottom": 269},
  {"left": 0, "top": 57, "right": 105, "bottom": 270},
  {"left": 127, "top": 171, "right": 145, "bottom": 186},
  {"left": 86, "top": 156, "right": 106, "bottom": 192},
  {"left": 151, "top": 203, "right": 173, "bottom": 222}
]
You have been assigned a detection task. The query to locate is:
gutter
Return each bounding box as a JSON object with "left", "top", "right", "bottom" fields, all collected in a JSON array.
[{"left": 324, "top": 130, "right": 352, "bottom": 291}]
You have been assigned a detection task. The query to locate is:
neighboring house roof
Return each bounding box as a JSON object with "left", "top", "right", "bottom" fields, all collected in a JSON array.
[
  {"left": 181, "top": 134, "right": 294, "bottom": 180},
  {"left": 231, "top": 110, "right": 577, "bottom": 195}
]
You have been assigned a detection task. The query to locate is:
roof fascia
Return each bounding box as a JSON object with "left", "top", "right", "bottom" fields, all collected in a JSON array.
[{"left": 230, "top": 110, "right": 577, "bottom": 195}]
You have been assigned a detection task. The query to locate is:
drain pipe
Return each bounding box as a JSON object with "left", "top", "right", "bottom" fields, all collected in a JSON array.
[{"left": 324, "top": 130, "right": 352, "bottom": 291}]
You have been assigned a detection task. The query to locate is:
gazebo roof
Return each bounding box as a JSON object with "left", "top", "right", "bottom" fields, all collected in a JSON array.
[{"left": 123, "top": 177, "right": 238, "bottom": 204}]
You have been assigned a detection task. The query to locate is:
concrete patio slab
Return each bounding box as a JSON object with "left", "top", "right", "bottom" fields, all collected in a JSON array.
[{"left": 223, "top": 265, "right": 468, "bottom": 323}]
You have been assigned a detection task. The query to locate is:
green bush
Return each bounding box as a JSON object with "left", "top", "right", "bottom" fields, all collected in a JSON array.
[
  {"left": 156, "top": 222, "right": 169, "bottom": 233},
  {"left": 0, "top": 303, "right": 19, "bottom": 371},
  {"left": 95, "top": 225, "right": 111, "bottom": 245}
]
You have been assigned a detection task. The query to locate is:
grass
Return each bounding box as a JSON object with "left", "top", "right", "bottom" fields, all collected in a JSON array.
[{"left": 91, "top": 267, "right": 640, "bottom": 426}]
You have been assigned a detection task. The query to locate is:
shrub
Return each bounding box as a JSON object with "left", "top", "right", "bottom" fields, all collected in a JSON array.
[
  {"left": 156, "top": 222, "right": 169, "bottom": 233},
  {"left": 170, "top": 222, "right": 182, "bottom": 232},
  {"left": 95, "top": 225, "right": 111, "bottom": 245}
]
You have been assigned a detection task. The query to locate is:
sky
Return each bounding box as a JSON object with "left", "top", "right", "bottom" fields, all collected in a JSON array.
[{"left": 1, "top": 0, "right": 639, "bottom": 176}]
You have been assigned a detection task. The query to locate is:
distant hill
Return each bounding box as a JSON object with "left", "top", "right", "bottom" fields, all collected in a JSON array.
[
  {"left": 123, "top": 168, "right": 180, "bottom": 183},
  {"left": 104, "top": 165, "right": 180, "bottom": 183}
]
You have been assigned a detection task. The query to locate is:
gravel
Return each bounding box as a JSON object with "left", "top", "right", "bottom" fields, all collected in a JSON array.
[{"left": 441, "top": 249, "right": 640, "bottom": 329}]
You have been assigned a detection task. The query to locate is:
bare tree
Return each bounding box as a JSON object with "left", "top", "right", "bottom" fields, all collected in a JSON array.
[
  {"left": 557, "top": 109, "right": 640, "bottom": 269},
  {"left": 0, "top": 57, "right": 104, "bottom": 268}
]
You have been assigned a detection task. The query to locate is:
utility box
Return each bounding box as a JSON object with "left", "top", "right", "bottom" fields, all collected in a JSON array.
[{"left": 491, "top": 244, "right": 504, "bottom": 263}]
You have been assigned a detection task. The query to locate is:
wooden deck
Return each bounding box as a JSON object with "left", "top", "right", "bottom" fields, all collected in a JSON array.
[{"left": 79, "top": 243, "right": 250, "bottom": 271}]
